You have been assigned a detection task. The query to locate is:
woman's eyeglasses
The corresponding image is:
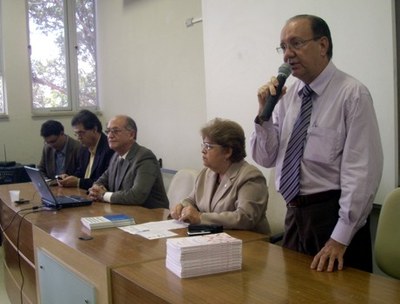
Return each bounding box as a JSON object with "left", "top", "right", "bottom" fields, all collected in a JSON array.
[{"left": 201, "top": 142, "right": 221, "bottom": 151}]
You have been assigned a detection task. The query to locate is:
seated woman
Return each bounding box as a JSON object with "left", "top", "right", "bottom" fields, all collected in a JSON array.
[{"left": 170, "top": 118, "right": 270, "bottom": 235}]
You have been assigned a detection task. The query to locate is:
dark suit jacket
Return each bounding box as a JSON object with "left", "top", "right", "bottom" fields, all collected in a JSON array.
[
  {"left": 74, "top": 133, "right": 115, "bottom": 190},
  {"left": 38, "top": 135, "right": 81, "bottom": 179},
  {"left": 95, "top": 142, "right": 169, "bottom": 209}
]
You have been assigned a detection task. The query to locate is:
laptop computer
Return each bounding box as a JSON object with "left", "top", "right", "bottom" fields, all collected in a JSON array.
[{"left": 25, "top": 166, "right": 92, "bottom": 209}]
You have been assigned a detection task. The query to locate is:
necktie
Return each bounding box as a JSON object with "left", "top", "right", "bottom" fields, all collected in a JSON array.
[
  {"left": 114, "top": 157, "right": 125, "bottom": 191},
  {"left": 84, "top": 151, "right": 95, "bottom": 179},
  {"left": 280, "top": 85, "right": 314, "bottom": 203}
]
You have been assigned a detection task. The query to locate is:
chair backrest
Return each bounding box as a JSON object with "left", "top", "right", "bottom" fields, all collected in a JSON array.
[
  {"left": 160, "top": 168, "right": 178, "bottom": 193},
  {"left": 265, "top": 168, "right": 286, "bottom": 238},
  {"left": 167, "top": 168, "right": 198, "bottom": 209},
  {"left": 374, "top": 187, "right": 400, "bottom": 279}
]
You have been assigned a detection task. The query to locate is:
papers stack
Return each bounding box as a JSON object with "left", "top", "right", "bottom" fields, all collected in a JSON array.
[
  {"left": 166, "top": 232, "right": 242, "bottom": 278},
  {"left": 81, "top": 214, "right": 135, "bottom": 230}
]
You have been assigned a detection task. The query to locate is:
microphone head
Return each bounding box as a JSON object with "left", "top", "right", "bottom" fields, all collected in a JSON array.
[{"left": 278, "top": 63, "right": 292, "bottom": 78}]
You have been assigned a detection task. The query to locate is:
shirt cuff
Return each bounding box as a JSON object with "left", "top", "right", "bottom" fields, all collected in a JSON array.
[
  {"left": 254, "top": 115, "right": 264, "bottom": 125},
  {"left": 103, "top": 192, "right": 112, "bottom": 203},
  {"left": 330, "top": 221, "right": 355, "bottom": 246}
]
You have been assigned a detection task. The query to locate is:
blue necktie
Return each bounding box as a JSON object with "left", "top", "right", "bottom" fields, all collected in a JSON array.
[{"left": 280, "top": 85, "right": 314, "bottom": 203}]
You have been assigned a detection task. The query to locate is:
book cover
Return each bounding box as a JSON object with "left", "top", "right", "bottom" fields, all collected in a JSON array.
[{"left": 81, "top": 214, "right": 135, "bottom": 230}]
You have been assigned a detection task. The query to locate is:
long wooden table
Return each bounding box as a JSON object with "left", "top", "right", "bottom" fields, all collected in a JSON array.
[
  {"left": 0, "top": 182, "right": 267, "bottom": 303},
  {"left": 112, "top": 240, "right": 400, "bottom": 303},
  {"left": 1, "top": 183, "right": 400, "bottom": 303}
]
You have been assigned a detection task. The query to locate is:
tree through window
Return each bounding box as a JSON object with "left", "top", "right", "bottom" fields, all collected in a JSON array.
[{"left": 28, "top": 0, "right": 97, "bottom": 112}]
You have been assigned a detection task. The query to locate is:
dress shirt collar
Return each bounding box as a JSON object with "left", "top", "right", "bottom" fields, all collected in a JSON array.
[
  {"left": 88, "top": 135, "right": 101, "bottom": 155},
  {"left": 119, "top": 151, "right": 128, "bottom": 160},
  {"left": 302, "top": 61, "right": 336, "bottom": 97},
  {"left": 57, "top": 135, "right": 68, "bottom": 155}
]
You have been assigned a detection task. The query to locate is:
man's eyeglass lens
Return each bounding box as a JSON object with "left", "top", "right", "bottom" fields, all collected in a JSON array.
[{"left": 105, "top": 128, "right": 123, "bottom": 135}]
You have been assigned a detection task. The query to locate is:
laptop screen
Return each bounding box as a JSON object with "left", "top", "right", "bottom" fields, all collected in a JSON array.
[{"left": 24, "top": 166, "right": 58, "bottom": 206}]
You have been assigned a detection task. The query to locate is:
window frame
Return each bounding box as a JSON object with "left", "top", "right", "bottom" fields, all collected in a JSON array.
[{"left": 26, "top": 0, "right": 98, "bottom": 116}]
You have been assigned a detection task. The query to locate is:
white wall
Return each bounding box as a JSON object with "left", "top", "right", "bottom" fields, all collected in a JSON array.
[
  {"left": 97, "top": 0, "right": 206, "bottom": 170},
  {"left": 0, "top": 0, "right": 397, "bottom": 204},
  {"left": 0, "top": 0, "right": 206, "bottom": 171},
  {"left": 202, "top": 0, "right": 397, "bottom": 204}
]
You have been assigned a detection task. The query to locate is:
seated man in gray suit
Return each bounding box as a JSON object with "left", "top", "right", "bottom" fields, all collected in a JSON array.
[
  {"left": 38, "top": 120, "right": 81, "bottom": 180},
  {"left": 88, "top": 115, "right": 169, "bottom": 209}
]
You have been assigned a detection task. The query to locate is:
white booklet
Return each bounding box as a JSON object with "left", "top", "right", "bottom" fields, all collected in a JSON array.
[
  {"left": 166, "top": 232, "right": 242, "bottom": 278},
  {"left": 81, "top": 214, "right": 135, "bottom": 230}
]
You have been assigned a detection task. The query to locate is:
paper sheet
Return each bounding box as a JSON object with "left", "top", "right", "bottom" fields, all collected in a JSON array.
[{"left": 118, "top": 219, "right": 188, "bottom": 239}]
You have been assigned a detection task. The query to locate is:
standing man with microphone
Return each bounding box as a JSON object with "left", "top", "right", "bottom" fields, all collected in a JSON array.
[{"left": 250, "top": 14, "right": 383, "bottom": 273}]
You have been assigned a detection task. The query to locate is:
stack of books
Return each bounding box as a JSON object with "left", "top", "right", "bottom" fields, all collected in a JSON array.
[
  {"left": 166, "top": 232, "right": 242, "bottom": 278},
  {"left": 81, "top": 214, "right": 135, "bottom": 230}
]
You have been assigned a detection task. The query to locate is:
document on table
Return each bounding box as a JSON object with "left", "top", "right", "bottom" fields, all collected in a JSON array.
[{"left": 118, "top": 219, "right": 189, "bottom": 240}]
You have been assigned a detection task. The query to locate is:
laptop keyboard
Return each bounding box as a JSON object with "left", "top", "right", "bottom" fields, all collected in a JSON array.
[{"left": 55, "top": 196, "right": 79, "bottom": 203}]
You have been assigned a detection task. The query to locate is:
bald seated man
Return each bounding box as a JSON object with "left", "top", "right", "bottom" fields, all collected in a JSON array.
[{"left": 88, "top": 115, "right": 169, "bottom": 209}]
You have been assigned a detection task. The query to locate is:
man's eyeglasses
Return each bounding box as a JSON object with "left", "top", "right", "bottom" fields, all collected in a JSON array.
[
  {"left": 201, "top": 142, "right": 221, "bottom": 151},
  {"left": 276, "top": 36, "right": 321, "bottom": 54},
  {"left": 105, "top": 128, "right": 125, "bottom": 136},
  {"left": 73, "top": 130, "right": 87, "bottom": 137}
]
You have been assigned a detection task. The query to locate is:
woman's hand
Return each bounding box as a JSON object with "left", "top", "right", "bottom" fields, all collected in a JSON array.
[
  {"left": 170, "top": 204, "right": 184, "bottom": 220},
  {"left": 171, "top": 204, "right": 201, "bottom": 224}
]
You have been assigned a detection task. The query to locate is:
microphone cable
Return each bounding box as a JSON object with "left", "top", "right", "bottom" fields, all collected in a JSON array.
[
  {"left": 15, "top": 207, "right": 54, "bottom": 304},
  {"left": 1, "top": 188, "right": 42, "bottom": 234},
  {"left": 0, "top": 205, "right": 43, "bottom": 235},
  {"left": 2, "top": 188, "right": 65, "bottom": 303},
  {"left": 0, "top": 199, "right": 49, "bottom": 304}
]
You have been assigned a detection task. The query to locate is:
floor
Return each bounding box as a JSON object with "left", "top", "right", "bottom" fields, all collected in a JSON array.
[{"left": 0, "top": 206, "right": 390, "bottom": 303}]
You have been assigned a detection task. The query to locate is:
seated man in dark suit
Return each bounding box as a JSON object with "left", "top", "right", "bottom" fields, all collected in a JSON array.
[
  {"left": 57, "top": 110, "right": 115, "bottom": 190},
  {"left": 88, "top": 115, "right": 169, "bottom": 209},
  {"left": 38, "top": 120, "right": 81, "bottom": 180}
]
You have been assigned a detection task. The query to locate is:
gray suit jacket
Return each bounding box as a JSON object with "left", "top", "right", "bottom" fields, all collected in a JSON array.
[
  {"left": 38, "top": 135, "right": 81, "bottom": 179},
  {"left": 183, "top": 160, "right": 270, "bottom": 235},
  {"left": 95, "top": 142, "right": 169, "bottom": 209}
]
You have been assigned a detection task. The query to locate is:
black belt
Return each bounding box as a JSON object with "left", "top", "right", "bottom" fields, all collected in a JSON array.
[{"left": 287, "top": 190, "right": 341, "bottom": 208}]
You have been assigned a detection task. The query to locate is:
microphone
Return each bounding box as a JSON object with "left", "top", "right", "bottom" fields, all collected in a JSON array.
[{"left": 259, "top": 63, "right": 292, "bottom": 121}]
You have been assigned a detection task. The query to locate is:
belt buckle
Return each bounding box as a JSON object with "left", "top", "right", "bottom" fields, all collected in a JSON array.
[{"left": 287, "top": 198, "right": 300, "bottom": 208}]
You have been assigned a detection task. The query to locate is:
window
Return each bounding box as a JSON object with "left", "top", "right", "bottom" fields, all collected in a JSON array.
[
  {"left": 0, "top": 0, "right": 5, "bottom": 115},
  {"left": 27, "top": 0, "right": 97, "bottom": 113}
]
